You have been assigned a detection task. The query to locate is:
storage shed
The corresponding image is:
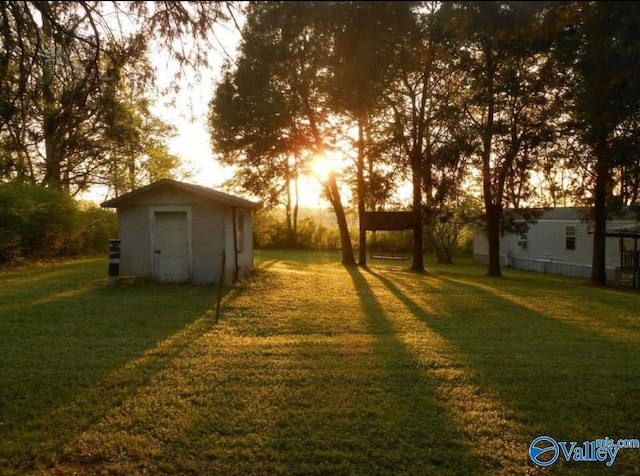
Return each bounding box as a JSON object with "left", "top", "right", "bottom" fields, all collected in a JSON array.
[{"left": 101, "top": 179, "right": 260, "bottom": 284}]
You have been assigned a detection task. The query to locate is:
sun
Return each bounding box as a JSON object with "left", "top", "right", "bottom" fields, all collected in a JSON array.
[
  {"left": 310, "top": 150, "right": 345, "bottom": 182},
  {"left": 311, "top": 154, "right": 333, "bottom": 182},
  {"left": 277, "top": 148, "right": 353, "bottom": 209}
]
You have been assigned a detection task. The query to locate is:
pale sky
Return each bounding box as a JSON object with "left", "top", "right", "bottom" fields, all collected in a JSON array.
[
  {"left": 152, "top": 61, "right": 234, "bottom": 189},
  {"left": 82, "top": 15, "right": 241, "bottom": 204},
  {"left": 151, "top": 23, "right": 240, "bottom": 190},
  {"left": 148, "top": 20, "right": 331, "bottom": 209},
  {"left": 85, "top": 14, "right": 403, "bottom": 209}
]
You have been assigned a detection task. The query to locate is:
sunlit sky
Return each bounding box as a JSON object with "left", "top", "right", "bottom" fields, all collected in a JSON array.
[
  {"left": 86, "top": 15, "right": 410, "bottom": 209},
  {"left": 150, "top": 25, "right": 239, "bottom": 193},
  {"left": 143, "top": 20, "right": 332, "bottom": 209}
]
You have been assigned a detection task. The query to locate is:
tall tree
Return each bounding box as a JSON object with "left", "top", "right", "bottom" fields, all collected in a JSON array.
[
  {"left": 104, "top": 96, "right": 182, "bottom": 197},
  {"left": 440, "top": 1, "right": 557, "bottom": 276},
  {"left": 557, "top": 2, "right": 640, "bottom": 285},
  {"left": 323, "top": 1, "right": 412, "bottom": 267},
  {"left": 383, "top": 3, "right": 478, "bottom": 268},
  {"left": 209, "top": 1, "right": 356, "bottom": 264},
  {"left": 0, "top": 1, "right": 230, "bottom": 192},
  {"left": 210, "top": 49, "right": 307, "bottom": 247},
  {"left": 385, "top": 8, "right": 432, "bottom": 272}
]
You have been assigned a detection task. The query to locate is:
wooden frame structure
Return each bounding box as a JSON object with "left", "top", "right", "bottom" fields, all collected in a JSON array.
[{"left": 363, "top": 211, "right": 414, "bottom": 261}]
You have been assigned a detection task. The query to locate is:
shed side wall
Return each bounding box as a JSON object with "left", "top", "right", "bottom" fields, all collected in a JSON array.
[
  {"left": 191, "top": 202, "right": 226, "bottom": 284},
  {"left": 237, "top": 208, "right": 254, "bottom": 278}
]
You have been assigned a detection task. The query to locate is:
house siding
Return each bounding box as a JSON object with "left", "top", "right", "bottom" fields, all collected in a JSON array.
[
  {"left": 473, "top": 211, "right": 637, "bottom": 282},
  {"left": 510, "top": 219, "right": 594, "bottom": 267}
]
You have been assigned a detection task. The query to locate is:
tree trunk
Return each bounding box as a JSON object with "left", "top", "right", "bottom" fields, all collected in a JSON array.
[
  {"left": 411, "top": 152, "right": 425, "bottom": 272},
  {"left": 425, "top": 225, "right": 453, "bottom": 264},
  {"left": 327, "top": 172, "right": 355, "bottom": 265},
  {"left": 285, "top": 177, "right": 295, "bottom": 247},
  {"left": 357, "top": 119, "right": 367, "bottom": 267},
  {"left": 127, "top": 147, "right": 136, "bottom": 192},
  {"left": 284, "top": 159, "right": 296, "bottom": 247},
  {"left": 485, "top": 202, "right": 502, "bottom": 277},
  {"left": 41, "top": 4, "right": 62, "bottom": 189},
  {"left": 591, "top": 152, "right": 609, "bottom": 285},
  {"left": 302, "top": 93, "right": 354, "bottom": 263},
  {"left": 293, "top": 171, "right": 299, "bottom": 241},
  {"left": 633, "top": 161, "right": 640, "bottom": 206},
  {"left": 479, "top": 44, "right": 502, "bottom": 277}
]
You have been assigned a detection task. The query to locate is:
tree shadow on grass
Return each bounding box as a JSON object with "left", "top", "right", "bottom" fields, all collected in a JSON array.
[
  {"left": 0, "top": 275, "right": 226, "bottom": 474},
  {"left": 33, "top": 259, "right": 466, "bottom": 475},
  {"left": 364, "top": 267, "right": 640, "bottom": 475},
  {"left": 155, "top": 261, "right": 508, "bottom": 474},
  {"left": 0, "top": 259, "right": 105, "bottom": 310},
  {"left": 342, "top": 266, "right": 479, "bottom": 474}
]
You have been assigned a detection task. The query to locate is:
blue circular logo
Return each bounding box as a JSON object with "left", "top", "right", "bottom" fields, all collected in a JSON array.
[{"left": 529, "top": 436, "right": 559, "bottom": 467}]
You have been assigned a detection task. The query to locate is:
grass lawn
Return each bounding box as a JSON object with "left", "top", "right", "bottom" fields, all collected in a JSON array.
[{"left": 1, "top": 251, "right": 639, "bottom": 475}]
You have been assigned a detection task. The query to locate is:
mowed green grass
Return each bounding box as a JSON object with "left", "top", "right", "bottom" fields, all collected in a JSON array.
[{"left": 1, "top": 251, "right": 639, "bottom": 475}]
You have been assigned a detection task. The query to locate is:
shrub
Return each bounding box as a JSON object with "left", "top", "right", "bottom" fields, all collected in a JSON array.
[
  {"left": 252, "top": 211, "right": 290, "bottom": 248},
  {"left": 0, "top": 182, "right": 116, "bottom": 264},
  {"left": 73, "top": 201, "right": 117, "bottom": 255},
  {"left": 253, "top": 210, "right": 341, "bottom": 250},
  {"left": 296, "top": 217, "right": 341, "bottom": 250}
]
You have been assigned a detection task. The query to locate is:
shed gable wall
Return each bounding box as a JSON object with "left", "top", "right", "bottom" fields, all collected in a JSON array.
[
  {"left": 116, "top": 202, "right": 254, "bottom": 284},
  {"left": 116, "top": 187, "right": 212, "bottom": 207}
]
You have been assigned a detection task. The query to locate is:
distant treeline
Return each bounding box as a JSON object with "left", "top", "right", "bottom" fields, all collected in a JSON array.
[
  {"left": 253, "top": 210, "right": 342, "bottom": 250},
  {"left": 252, "top": 209, "right": 473, "bottom": 257},
  {"left": 0, "top": 182, "right": 116, "bottom": 265}
]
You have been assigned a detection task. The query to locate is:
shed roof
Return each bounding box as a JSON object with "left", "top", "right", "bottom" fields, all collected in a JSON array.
[{"left": 100, "top": 178, "right": 261, "bottom": 209}]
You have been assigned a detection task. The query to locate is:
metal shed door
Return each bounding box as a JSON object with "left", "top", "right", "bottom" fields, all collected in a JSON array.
[{"left": 154, "top": 211, "right": 189, "bottom": 282}]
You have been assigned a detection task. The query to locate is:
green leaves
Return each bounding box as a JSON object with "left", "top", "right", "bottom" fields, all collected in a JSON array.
[
  {"left": 0, "top": 1, "right": 229, "bottom": 193},
  {"left": 0, "top": 182, "right": 116, "bottom": 263}
]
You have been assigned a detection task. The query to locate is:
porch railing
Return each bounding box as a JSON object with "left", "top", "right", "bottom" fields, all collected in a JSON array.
[
  {"left": 620, "top": 250, "right": 640, "bottom": 289},
  {"left": 621, "top": 250, "right": 639, "bottom": 271}
]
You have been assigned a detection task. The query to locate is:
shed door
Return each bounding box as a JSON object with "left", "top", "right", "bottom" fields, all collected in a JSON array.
[{"left": 154, "top": 211, "right": 189, "bottom": 282}]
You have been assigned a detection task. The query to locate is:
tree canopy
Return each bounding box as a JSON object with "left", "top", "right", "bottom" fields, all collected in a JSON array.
[
  {"left": 209, "top": 1, "right": 640, "bottom": 282},
  {"left": 3, "top": 1, "right": 640, "bottom": 282},
  {"left": 0, "top": 1, "right": 229, "bottom": 196}
]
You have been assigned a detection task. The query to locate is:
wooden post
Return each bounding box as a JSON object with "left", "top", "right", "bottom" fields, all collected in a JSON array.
[
  {"left": 633, "top": 249, "right": 640, "bottom": 289},
  {"left": 232, "top": 208, "right": 240, "bottom": 283},
  {"left": 620, "top": 238, "right": 624, "bottom": 270},
  {"left": 215, "top": 250, "right": 226, "bottom": 323}
]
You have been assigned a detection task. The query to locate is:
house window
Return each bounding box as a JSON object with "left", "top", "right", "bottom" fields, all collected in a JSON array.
[
  {"left": 235, "top": 210, "right": 245, "bottom": 252},
  {"left": 519, "top": 233, "right": 528, "bottom": 249},
  {"left": 565, "top": 226, "right": 576, "bottom": 250}
]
